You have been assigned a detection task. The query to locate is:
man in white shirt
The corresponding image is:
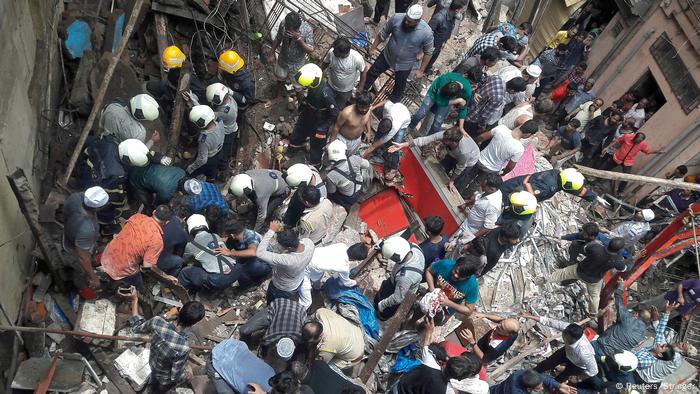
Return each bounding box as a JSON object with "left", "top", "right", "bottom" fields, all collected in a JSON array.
[
  {"left": 323, "top": 37, "right": 368, "bottom": 109},
  {"left": 456, "top": 120, "right": 539, "bottom": 198},
  {"left": 448, "top": 173, "right": 503, "bottom": 253},
  {"left": 522, "top": 313, "right": 604, "bottom": 392},
  {"left": 624, "top": 98, "right": 648, "bottom": 129},
  {"left": 362, "top": 99, "right": 411, "bottom": 181}
]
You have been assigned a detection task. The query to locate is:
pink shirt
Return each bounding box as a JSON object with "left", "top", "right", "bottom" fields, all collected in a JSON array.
[{"left": 613, "top": 133, "right": 650, "bottom": 166}]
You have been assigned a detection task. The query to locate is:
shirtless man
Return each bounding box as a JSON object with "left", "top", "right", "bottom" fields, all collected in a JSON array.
[{"left": 329, "top": 93, "right": 373, "bottom": 156}]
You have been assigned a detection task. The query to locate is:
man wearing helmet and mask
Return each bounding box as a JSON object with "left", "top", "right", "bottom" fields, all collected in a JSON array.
[
  {"left": 288, "top": 63, "right": 340, "bottom": 167},
  {"left": 99, "top": 93, "right": 161, "bottom": 146},
  {"left": 282, "top": 163, "right": 326, "bottom": 228},
  {"left": 145, "top": 45, "right": 206, "bottom": 115},
  {"left": 374, "top": 236, "right": 425, "bottom": 320},
  {"left": 230, "top": 170, "right": 289, "bottom": 232},
  {"left": 186, "top": 105, "right": 226, "bottom": 180},
  {"left": 217, "top": 50, "right": 256, "bottom": 131},
  {"left": 325, "top": 140, "right": 370, "bottom": 211},
  {"left": 497, "top": 190, "right": 538, "bottom": 239}
]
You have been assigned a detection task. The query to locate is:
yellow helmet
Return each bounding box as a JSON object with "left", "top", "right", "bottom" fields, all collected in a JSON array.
[
  {"left": 560, "top": 168, "right": 585, "bottom": 191},
  {"left": 162, "top": 46, "right": 186, "bottom": 69},
  {"left": 295, "top": 64, "right": 323, "bottom": 88},
  {"left": 509, "top": 191, "right": 538, "bottom": 215},
  {"left": 218, "top": 50, "right": 245, "bottom": 74}
]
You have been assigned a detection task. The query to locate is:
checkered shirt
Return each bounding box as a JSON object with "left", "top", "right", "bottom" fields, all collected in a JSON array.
[
  {"left": 466, "top": 75, "right": 506, "bottom": 127},
  {"left": 634, "top": 312, "right": 670, "bottom": 370},
  {"left": 467, "top": 33, "right": 500, "bottom": 58},
  {"left": 262, "top": 298, "right": 306, "bottom": 346},
  {"left": 130, "top": 315, "right": 190, "bottom": 386}
]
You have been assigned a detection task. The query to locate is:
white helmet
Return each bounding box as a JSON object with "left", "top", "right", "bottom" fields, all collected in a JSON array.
[
  {"left": 327, "top": 139, "right": 347, "bottom": 162},
  {"left": 118, "top": 139, "right": 150, "bottom": 167},
  {"left": 285, "top": 164, "right": 314, "bottom": 187},
  {"left": 613, "top": 350, "right": 638, "bottom": 373},
  {"left": 206, "top": 83, "right": 229, "bottom": 106},
  {"left": 189, "top": 105, "right": 216, "bottom": 128},
  {"left": 230, "top": 173, "right": 253, "bottom": 197},
  {"left": 186, "top": 214, "right": 209, "bottom": 233},
  {"left": 381, "top": 237, "right": 411, "bottom": 263},
  {"left": 129, "top": 94, "right": 160, "bottom": 121}
]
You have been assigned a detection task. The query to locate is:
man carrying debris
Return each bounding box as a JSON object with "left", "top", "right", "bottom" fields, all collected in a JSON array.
[
  {"left": 424, "top": 255, "right": 480, "bottom": 322},
  {"left": 186, "top": 105, "right": 226, "bottom": 180},
  {"left": 62, "top": 186, "right": 109, "bottom": 293},
  {"left": 126, "top": 286, "right": 205, "bottom": 392},
  {"left": 374, "top": 236, "right": 425, "bottom": 320},
  {"left": 295, "top": 185, "right": 334, "bottom": 246},
  {"left": 256, "top": 220, "right": 315, "bottom": 307},
  {"left": 522, "top": 313, "right": 604, "bottom": 391},
  {"left": 325, "top": 140, "right": 370, "bottom": 212},
  {"left": 230, "top": 170, "right": 289, "bottom": 233},
  {"left": 218, "top": 50, "right": 256, "bottom": 132},
  {"left": 390, "top": 127, "right": 479, "bottom": 193},
  {"left": 302, "top": 308, "right": 366, "bottom": 370},
  {"left": 100, "top": 205, "right": 178, "bottom": 287},
  {"left": 550, "top": 237, "right": 630, "bottom": 317},
  {"left": 359, "top": 5, "right": 435, "bottom": 102},
  {"left": 99, "top": 93, "right": 161, "bottom": 145},
  {"left": 323, "top": 37, "right": 368, "bottom": 109},
  {"left": 214, "top": 218, "right": 271, "bottom": 287},
  {"left": 329, "top": 93, "right": 374, "bottom": 156},
  {"left": 459, "top": 119, "right": 538, "bottom": 198},
  {"left": 268, "top": 11, "right": 315, "bottom": 98},
  {"left": 145, "top": 45, "right": 206, "bottom": 115},
  {"left": 177, "top": 215, "right": 239, "bottom": 292},
  {"left": 287, "top": 64, "right": 340, "bottom": 167}
]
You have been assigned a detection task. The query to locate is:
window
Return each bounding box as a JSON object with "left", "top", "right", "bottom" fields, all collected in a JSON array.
[
  {"left": 649, "top": 33, "right": 700, "bottom": 113},
  {"left": 611, "top": 21, "right": 624, "bottom": 37}
]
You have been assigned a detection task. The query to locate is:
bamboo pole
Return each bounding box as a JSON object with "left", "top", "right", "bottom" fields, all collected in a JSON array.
[
  {"left": 0, "top": 325, "right": 213, "bottom": 351},
  {"left": 60, "top": 0, "right": 146, "bottom": 186},
  {"left": 575, "top": 165, "right": 700, "bottom": 192}
]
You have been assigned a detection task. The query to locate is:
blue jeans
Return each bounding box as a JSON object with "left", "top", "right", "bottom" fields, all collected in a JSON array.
[
  {"left": 408, "top": 95, "right": 451, "bottom": 136},
  {"left": 157, "top": 254, "right": 184, "bottom": 277},
  {"left": 374, "top": 126, "right": 407, "bottom": 170},
  {"left": 265, "top": 281, "right": 302, "bottom": 304},
  {"left": 236, "top": 259, "right": 272, "bottom": 287},
  {"left": 178, "top": 266, "right": 240, "bottom": 291}
]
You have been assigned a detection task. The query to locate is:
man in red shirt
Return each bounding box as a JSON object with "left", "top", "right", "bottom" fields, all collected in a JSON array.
[{"left": 601, "top": 132, "right": 662, "bottom": 194}]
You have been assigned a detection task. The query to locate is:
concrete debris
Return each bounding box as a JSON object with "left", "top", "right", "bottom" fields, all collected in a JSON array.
[
  {"left": 78, "top": 299, "right": 116, "bottom": 336},
  {"left": 114, "top": 347, "right": 152, "bottom": 390}
]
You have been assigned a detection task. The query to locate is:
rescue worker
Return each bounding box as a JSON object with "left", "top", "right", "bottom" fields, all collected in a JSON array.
[
  {"left": 230, "top": 170, "right": 289, "bottom": 232},
  {"left": 287, "top": 64, "right": 340, "bottom": 167},
  {"left": 218, "top": 50, "right": 256, "bottom": 132},
  {"left": 178, "top": 214, "right": 239, "bottom": 292},
  {"left": 205, "top": 83, "right": 239, "bottom": 172},
  {"left": 145, "top": 45, "right": 206, "bottom": 115},
  {"left": 325, "top": 140, "right": 369, "bottom": 212},
  {"left": 99, "top": 93, "right": 161, "bottom": 145},
  {"left": 127, "top": 162, "right": 186, "bottom": 211},
  {"left": 374, "top": 237, "right": 425, "bottom": 320},
  {"left": 498, "top": 190, "right": 538, "bottom": 239},
  {"left": 500, "top": 168, "right": 609, "bottom": 207},
  {"left": 186, "top": 105, "right": 226, "bottom": 180},
  {"left": 282, "top": 163, "right": 326, "bottom": 228}
]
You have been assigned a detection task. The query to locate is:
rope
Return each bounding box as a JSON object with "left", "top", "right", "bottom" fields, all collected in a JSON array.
[{"left": 689, "top": 210, "right": 700, "bottom": 277}]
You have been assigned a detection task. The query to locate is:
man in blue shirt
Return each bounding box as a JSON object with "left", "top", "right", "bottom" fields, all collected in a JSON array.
[
  {"left": 418, "top": 216, "right": 449, "bottom": 270},
  {"left": 214, "top": 218, "right": 271, "bottom": 286},
  {"left": 182, "top": 178, "right": 229, "bottom": 214}
]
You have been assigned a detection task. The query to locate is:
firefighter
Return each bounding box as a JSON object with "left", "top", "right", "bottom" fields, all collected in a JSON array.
[
  {"left": 498, "top": 190, "right": 538, "bottom": 239},
  {"left": 374, "top": 237, "right": 425, "bottom": 320},
  {"left": 205, "top": 83, "right": 239, "bottom": 172},
  {"left": 99, "top": 93, "right": 160, "bottom": 145},
  {"left": 500, "top": 168, "right": 610, "bottom": 207},
  {"left": 218, "top": 50, "right": 256, "bottom": 132},
  {"left": 287, "top": 64, "right": 340, "bottom": 166},
  {"left": 282, "top": 163, "right": 326, "bottom": 228},
  {"left": 146, "top": 45, "right": 206, "bottom": 115},
  {"left": 186, "top": 105, "right": 225, "bottom": 180}
]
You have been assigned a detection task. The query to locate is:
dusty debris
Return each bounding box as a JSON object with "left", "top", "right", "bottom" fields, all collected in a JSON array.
[{"left": 114, "top": 347, "right": 152, "bottom": 390}]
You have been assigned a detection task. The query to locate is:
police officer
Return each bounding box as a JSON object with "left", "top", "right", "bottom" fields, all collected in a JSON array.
[
  {"left": 325, "top": 139, "right": 369, "bottom": 212},
  {"left": 497, "top": 190, "right": 538, "bottom": 239},
  {"left": 218, "top": 50, "right": 256, "bottom": 132},
  {"left": 282, "top": 163, "right": 326, "bottom": 228},
  {"left": 500, "top": 168, "right": 609, "bottom": 206},
  {"left": 205, "top": 83, "right": 239, "bottom": 172},
  {"left": 186, "top": 105, "right": 226, "bottom": 180},
  {"left": 230, "top": 170, "right": 290, "bottom": 232},
  {"left": 374, "top": 237, "right": 425, "bottom": 320},
  {"left": 287, "top": 64, "right": 340, "bottom": 166},
  {"left": 146, "top": 45, "right": 206, "bottom": 115},
  {"left": 99, "top": 93, "right": 160, "bottom": 145}
]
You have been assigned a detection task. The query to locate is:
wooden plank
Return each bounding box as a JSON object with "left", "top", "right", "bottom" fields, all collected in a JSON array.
[
  {"left": 358, "top": 292, "right": 418, "bottom": 383},
  {"left": 167, "top": 71, "right": 191, "bottom": 154},
  {"left": 150, "top": 2, "right": 225, "bottom": 29},
  {"left": 575, "top": 165, "right": 700, "bottom": 192},
  {"left": 91, "top": 348, "right": 139, "bottom": 394},
  {"left": 142, "top": 268, "right": 191, "bottom": 303},
  {"left": 154, "top": 13, "right": 169, "bottom": 80},
  {"left": 60, "top": 0, "right": 147, "bottom": 186}
]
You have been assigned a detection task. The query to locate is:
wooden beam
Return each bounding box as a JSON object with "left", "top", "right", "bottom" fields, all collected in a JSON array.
[
  {"left": 154, "top": 13, "right": 169, "bottom": 80},
  {"left": 575, "top": 165, "right": 700, "bottom": 192},
  {"left": 167, "top": 71, "right": 191, "bottom": 154},
  {"left": 358, "top": 292, "right": 418, "bottom": 383},
  {"left": 60, "top": 0, "right": 146, "bottom": 187}
]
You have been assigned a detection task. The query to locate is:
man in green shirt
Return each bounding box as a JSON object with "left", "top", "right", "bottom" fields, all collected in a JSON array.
[{"left": 408, "top": 72, "right": 472, "bottom": 136}]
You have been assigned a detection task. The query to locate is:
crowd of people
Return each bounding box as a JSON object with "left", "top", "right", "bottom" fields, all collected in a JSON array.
[{"left": 57, "top": 1, "right": 700, "bottom": 393}]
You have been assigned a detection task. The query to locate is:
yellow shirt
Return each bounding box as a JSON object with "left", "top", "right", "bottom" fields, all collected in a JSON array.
[
  {"left": 313, "top": 308, "right": 365, "bottom": 368},
  {"left": 548, "top": 31, "right": 570, "bottom": 49}
]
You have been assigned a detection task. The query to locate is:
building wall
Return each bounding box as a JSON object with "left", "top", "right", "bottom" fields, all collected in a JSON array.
[
  {"left": 584, "top": 1, "right": 700, "bottom": 199},
  {"left": 0, "top": 0, "right": 60, "bottom": 322}
]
